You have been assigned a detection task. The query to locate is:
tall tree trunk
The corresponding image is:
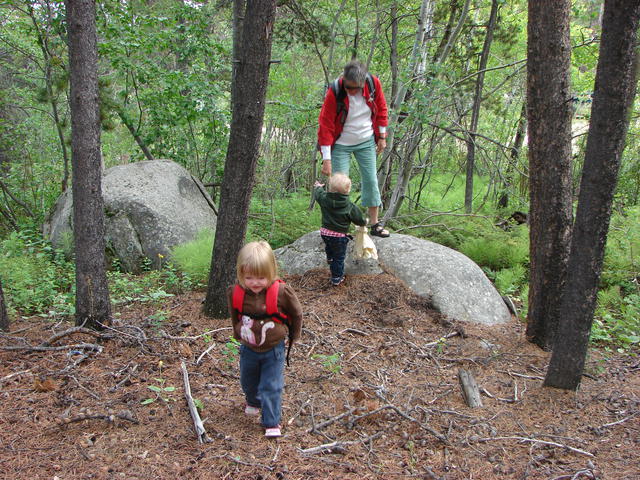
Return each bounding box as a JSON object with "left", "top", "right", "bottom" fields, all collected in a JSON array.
[
  {"left": 203, "top": 0, "right": 277, "bottom": 317},
  {"left": 545, "top": 0, "right": 640, "bottom": 390},
  {"left": 0, "top": 277, "right": 9, "bottom": 331},
  {"left": 525, "top": 0, "right": 573, "bottom": 350},
  {"left": 66, "top": 0, "right": 112, "bottom": 329},
  {"left": 464, "top": 0, "right": 499, "bottom": 213}
]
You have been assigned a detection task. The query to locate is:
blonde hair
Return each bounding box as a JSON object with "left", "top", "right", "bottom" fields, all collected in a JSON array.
[
  {"left": 329, "top": 173, "right": 352, "bottom": 194},
  {"left": 236, "top": 241, "right": 278, "bottom": 287}
]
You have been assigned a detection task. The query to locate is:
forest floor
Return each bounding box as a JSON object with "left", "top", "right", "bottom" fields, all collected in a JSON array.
[{"left": 1, "top": 270, "right": 639, "bottom": 480}]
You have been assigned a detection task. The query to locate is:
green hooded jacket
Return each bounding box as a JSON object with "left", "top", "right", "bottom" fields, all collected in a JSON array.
[{"left": 314, "top": 186, "right": 367, "bottom": 234}]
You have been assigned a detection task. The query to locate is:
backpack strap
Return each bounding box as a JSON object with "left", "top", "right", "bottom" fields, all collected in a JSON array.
[
  {"left": 234, "top": 280, "right": 294, "bottom": 367},
  {"left": 266, "top": 279, "right": 289, "bottom": 323},
  {"left": 233, "top": 281, "right": 288, "bottom": 324},
  {"left": 365, "top": 73, "right": 376, "bottom": 102},
  {"left": 232, "top": 284, "right": 245, "bottom": 312},
  {"left": 330, "top": 78, "right": 348, "bottom": 125}
]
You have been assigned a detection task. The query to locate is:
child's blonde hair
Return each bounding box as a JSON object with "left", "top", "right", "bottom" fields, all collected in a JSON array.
[
  {"left": 329, "top": 173, "right": 352, "bottom": 194},
  {"left": 236, "top": 241, "right": 278, "bottom": 287}
]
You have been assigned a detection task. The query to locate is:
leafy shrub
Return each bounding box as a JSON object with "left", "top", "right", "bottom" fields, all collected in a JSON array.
[
  {"left": 170, "top": 228, "right": 214, "bottom": 285},
  {"left": 601, "top": 207, "right": 640, "bottom": 290},
  {"left": 248, "top": 192, "right": 321, "bottom": 249},
  {"left": 459, "top": 226, "right": 529, "bottom": 271},
  {"left": 494, "top": 264, "right": 527, "bottom": 296},
  {"left": 0, "top": 231, "right": 74, "bottom": 316}
]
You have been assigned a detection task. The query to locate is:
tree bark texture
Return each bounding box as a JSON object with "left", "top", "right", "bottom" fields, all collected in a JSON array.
[
  {"left": 0, "top": 277, "right": 9, "bottom": 331},
  {"left": 66, "top": 0, "right": 112, "bottom": 329},
  {"left": 525, "top": 0, "right": 573, "bottom": 350},
  {"left": 464, "top": 0, "right": 499, "bottom": 214},
  {"left": 545, "top": 0, "right": 640, "bottom": 390},
  {"left": 203, "top": 0, "right": 277, "bottom": 317}
]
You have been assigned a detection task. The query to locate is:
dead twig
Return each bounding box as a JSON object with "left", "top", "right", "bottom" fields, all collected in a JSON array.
[
  {"left": 0, "top": 342, "right": 102, "bottom": 353},
  {"left": 55, "top": 409, "right": 138, "bottom": 428},
  {"left": 40, "top": 327, "right": 103, "bottom": 347},
  {"left": 181, "top": 360, "right": 211, "bottom": 443},
  {"left": 307, "top": 407, "right": 357, "bottom": 433},
  {"left": 0, "top": 369, "right": 32, "bottom": 383},
  {"left": 299, "top": 432, "right": 383, "bottom": 455},
  {"left": 477, "top": 435, "right": 595, "bottom": 458},
  {"left": 161, "top": 327, "right": 231, "bottom": 342}
]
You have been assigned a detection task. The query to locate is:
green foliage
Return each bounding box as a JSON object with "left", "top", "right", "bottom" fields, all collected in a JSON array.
[
  {"left": 141, "top": 363, "right": 176, "bottom": 405},
  {"left": 248, "top": 192, "right": 321, "bottom": 249},
  {"left": 222, "top": 337, "right": 241, "bottom": 365},
  {"left": 312, "top": 353, "right": 342, "bottom": 375},
  {"left": 0, "top": 231, "right": 74, "bottom": 316},
  {"left": 459, "top": 226, "right": 529, "bottom": 272},
  {"left": 592, "top": 288, "right": 640, "bottom": 350},
  {"left": 494, "top": 264, "right": 527, "bottom": 296},
  {"left": 601, "top": 207, "right": 640, "bottom": 290},
  {"left": 170, "top": 229, "right": 214, "bottom": 285}
]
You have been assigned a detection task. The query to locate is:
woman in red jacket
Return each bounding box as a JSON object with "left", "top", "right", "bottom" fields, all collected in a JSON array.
[{"left": 317, "top": 60, "right": 390, "bottom": 237}]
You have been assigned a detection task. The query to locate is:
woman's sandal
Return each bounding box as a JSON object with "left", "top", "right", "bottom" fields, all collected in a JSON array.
[{"left": 370, "top": 222, "right": 390, "bottom": 238}]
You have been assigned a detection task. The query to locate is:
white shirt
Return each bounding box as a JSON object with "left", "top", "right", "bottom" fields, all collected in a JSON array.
[{"left": 335, "top": 92, "right": 373, "bottom": 146}]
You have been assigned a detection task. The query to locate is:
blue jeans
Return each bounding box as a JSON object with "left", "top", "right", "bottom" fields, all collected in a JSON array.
[
  {"left": 332, "top": 136, "right": 381, "bottom": 207},
  {"left": 321, "top": 235, "right": 349, "bottom": 282},
  {"left": 240, "top": 341, "right": 285, "bottom": 428}
]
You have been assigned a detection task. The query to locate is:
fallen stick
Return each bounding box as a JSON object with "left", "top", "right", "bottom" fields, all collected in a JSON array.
[
  {"left": 477, "top": 436, "right": 595, "bottom": 458},
  {"left": 299, "top": 432, "right": 383, "bottom": 455},
  {"left": 307, "top": 407, "right": 357, "bottom": 433},
  {"left": 55, "top": 409, "right": 138, "bottom": 428},
  {"left": 0, "top": 342, "right": 102, "bottom": 352},
  {"left": 458, "top": 369, "right": 483, "bottom": 408},
  {"left": 40, "top": 327, "right": 103, "bottom": 347},
  {"left": 181, "top": 360, "right": 211, "bottom": 443}
]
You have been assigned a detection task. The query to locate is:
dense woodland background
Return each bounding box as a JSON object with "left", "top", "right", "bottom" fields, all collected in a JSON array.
[{"left": 0, "top": 1, "right": 639, "bottom": 370}]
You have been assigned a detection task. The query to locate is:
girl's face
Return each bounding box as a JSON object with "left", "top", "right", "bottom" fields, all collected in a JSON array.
[{"left": 243, "top": 274, "right": 269, "bottom": 294}]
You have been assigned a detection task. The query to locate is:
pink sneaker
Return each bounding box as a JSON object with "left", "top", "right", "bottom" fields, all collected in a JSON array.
[
  {"left": 264, "top": 426, "right": 282, "bottom": 438},
  {"left": 244, "top": 404, "right": 260, "bottom": 416}
]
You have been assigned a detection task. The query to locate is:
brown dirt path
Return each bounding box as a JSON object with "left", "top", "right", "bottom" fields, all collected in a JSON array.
[{"left": 1, "top": 270, "right": 638, "bottom": 479}]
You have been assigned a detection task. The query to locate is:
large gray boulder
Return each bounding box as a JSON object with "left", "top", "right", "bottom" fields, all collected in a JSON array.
[
  {"left": 276, "top": 232, "right": 510, "bottom": 325},
  {"left": 43, "top": 160, "right": 216, "bottom": 272}
]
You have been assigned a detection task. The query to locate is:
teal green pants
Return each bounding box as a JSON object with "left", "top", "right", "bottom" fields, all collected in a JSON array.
[{"left": 332, "top": 136, "right": 381, "bottom": 208}]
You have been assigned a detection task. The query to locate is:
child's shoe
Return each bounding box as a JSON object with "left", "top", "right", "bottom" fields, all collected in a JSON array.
[
  {"left": 244, "top": 404, "right": 260, "bottom": 416},
  {"left": 264, "top": 425, "right": 282, "bottom": 438},
  {"left": 331, "top": 276, "right": 345, "bottom": 286}
]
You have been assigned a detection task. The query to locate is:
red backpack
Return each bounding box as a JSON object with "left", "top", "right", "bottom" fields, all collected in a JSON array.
[{"left": 232, "top": 279, "right": 293, "bottom": 364}]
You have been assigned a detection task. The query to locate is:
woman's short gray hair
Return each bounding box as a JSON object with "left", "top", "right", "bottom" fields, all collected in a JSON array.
[{"left": 343, "top": 60, "right": 367, "bottom": 85}]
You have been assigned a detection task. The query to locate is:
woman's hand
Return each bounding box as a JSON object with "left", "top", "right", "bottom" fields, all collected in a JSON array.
[
  {"left": 321, "top": 159, "right": 332, "bottom": 176},
  {"left": 376, "top": 138, "right": 387, "bottom": 154}
]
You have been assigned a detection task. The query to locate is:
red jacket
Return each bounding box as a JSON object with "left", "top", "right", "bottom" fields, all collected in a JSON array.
[{"left": 317, "top": 75, "right": 389, "bottom": 148}]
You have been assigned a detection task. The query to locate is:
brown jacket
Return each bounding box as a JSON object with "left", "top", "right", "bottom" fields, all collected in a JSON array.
[{"left": 227, "top": 281, "right": 303, "bottom": 353}]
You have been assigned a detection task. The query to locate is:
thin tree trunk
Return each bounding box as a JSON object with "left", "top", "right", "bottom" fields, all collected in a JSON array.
[
  {"left": 464, "top": 0, "right": 499, "bottom": 213},
  {"left": 27, "top": 4, "right": 70, "bottom": 192},
  {"left": 365, "top": 0, "right": 381, "bottom": 68},
  {"left": 526, "top": 0, "right": 573, "bottom": 350},
  {"left": 379, "top": 0, "right": 434, "bottom": 216},
  {"left": 115, "top": 107, "right": 154, "bottom": 160},
  {"left": 498, "top": 101, "right": 527, "bottom": 209},
  {"left": 66, "top": 0, "right": 112, "bottom": 329},
  {"left": 203, "top": 0, "right": 277, "bottom": 317},
  {"left": 0, "top": 277, "right": 9, "bottom": 331},
  {"left": 545, "top": 0, "right": 640, "bottom": 390}
]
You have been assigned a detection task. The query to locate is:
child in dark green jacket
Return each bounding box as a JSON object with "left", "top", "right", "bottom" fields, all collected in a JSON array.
[{"left": 314, "top": 173, "right": 367, "bottom": 285}]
